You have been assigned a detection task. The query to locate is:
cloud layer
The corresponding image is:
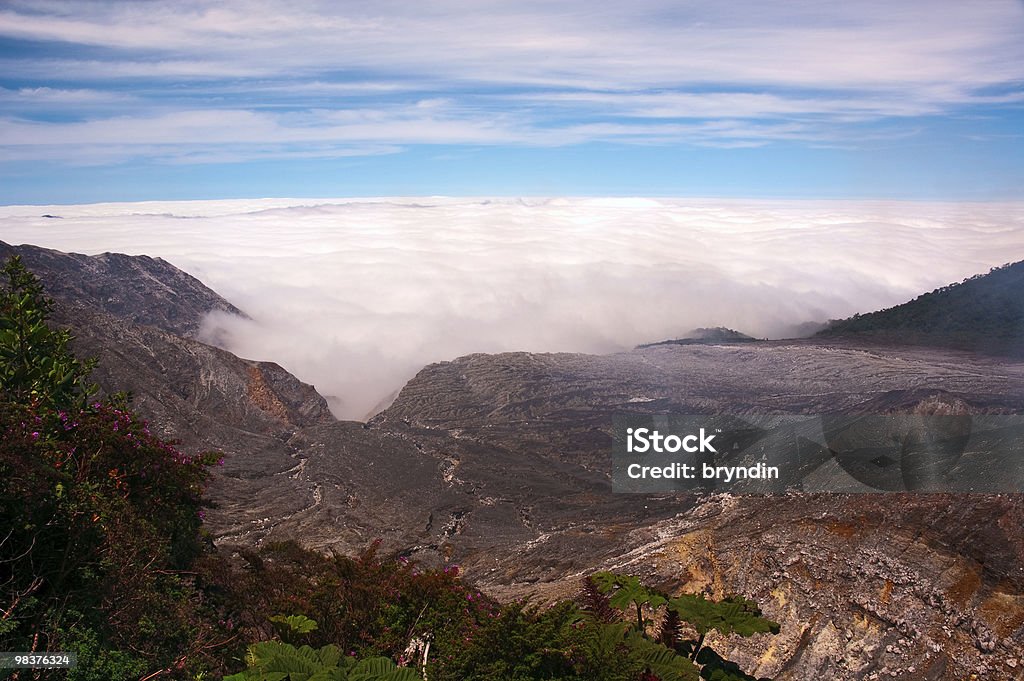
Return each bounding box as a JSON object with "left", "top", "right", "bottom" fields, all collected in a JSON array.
[
  {"left": 1, "top": 1, "right": 1022, "bottom": 164},
  {"left": 2, "top": 198, "right": 1022, "bottom": 418}
]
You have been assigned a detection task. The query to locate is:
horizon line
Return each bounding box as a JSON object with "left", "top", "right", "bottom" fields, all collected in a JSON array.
[{"left": 5, "top": 194, "right": 1024, "bottom": 209}]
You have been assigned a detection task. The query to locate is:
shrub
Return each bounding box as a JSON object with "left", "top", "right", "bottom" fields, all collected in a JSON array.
[{"left": 0, "top": 255, "right": 227, "bottom": 679}]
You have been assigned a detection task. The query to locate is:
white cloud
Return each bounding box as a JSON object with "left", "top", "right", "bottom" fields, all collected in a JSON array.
[
  {"left": 0, "top": 86, "right": 135, "bottom": 104},
  {"left": 1, "top": 197, "right": 1021, "bottom": 419},
  {"left": 0, "top": 91, "right": 936, "bottom": 164},
  {"left": 0, "top": 1, "right": 1022, "bottom": 162},
  {"left": 0, "top": 101, "right": 840, "bottom": 163},
  {"left": 0, "top": 104, "right": 535, "bottom": 163},
  {"left": 2, "top": 1, "right": 1021, "bottom": 97}
]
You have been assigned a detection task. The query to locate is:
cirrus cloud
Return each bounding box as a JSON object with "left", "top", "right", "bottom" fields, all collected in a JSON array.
[{"left": 0, "top": 0, "right": 1022, "bottom": 169}]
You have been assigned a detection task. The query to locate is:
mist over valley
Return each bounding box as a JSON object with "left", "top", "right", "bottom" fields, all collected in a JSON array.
[{"left": 4, "top": 196, "right": 1022, "bottom": 418}]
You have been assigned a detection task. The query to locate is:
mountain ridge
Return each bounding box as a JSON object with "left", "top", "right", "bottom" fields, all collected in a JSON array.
[{"left": 0, "top": 240, "right": 246, "bottom": 337}]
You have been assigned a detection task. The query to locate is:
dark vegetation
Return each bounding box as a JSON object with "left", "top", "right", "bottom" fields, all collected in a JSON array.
[
  {"left": 0, "top": 255, "right": 779, "bottom": 680},
  {"left": 817, "top": 260, "right": 1024, "bottom": 356},
  {"left": 637, "top": 328, "right": 756, "bottom": 349}
]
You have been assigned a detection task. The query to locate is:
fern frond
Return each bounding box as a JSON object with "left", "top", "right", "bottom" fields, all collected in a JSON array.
[{"left": 580, "top": 576, "right": 618, "bottom": 623}]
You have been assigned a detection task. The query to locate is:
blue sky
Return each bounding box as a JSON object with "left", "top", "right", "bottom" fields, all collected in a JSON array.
[{"left": 1, "top": 0, "right": 1022, "bottom": 204}]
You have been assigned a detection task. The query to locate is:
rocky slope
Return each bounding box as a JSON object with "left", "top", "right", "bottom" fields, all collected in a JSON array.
[
  {"left": 374, "top": 344, "right": 1024, "bottom": 679},
  {"left": 0, "top": 241, "right": 244, "bottom": 336},
  {"left": 3, "top": 242, "right": 1022, "bottom": 680},
  {"left": 377, "top": 343, "right": 1024, "bottom": 473},
  {"left": 599, "top": 493, "right": 1024, "bottom": 680},
  {"left": 50, "top": 302, "right": 342, "bottom": 541}
]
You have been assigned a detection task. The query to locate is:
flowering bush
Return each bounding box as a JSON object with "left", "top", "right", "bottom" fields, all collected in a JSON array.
[{"left": 0, "top": 256, "right": 226, "bottom": 679}]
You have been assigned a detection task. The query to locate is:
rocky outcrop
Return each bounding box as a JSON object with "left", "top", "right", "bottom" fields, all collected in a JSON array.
[
  {"left": 0, "top": 240, "right": 243, "bottom": 337},
  {"left": 594, "top": 493, "right": 1024, "bottom": 681},
  {"left": 638, "top": 326, "right": 758, "bottom": 347}
]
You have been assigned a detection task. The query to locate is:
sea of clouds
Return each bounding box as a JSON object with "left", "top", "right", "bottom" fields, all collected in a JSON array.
[{"left": 1, "top": 197, "right": 1022, "bottom": 419}]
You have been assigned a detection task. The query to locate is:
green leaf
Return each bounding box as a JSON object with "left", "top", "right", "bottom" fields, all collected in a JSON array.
[
  {"left": 349, "top": 657, "right": 421, "bottom": 681},
  {"left": 625, "top": 629, "right": 701, "bottom": 681},
  {"left": 668, "top": 594, "right": 779, "bottom": 638},
  {"left": 591, "top": 572, "right": 667, "bottom": 611},
  {"left": 306, "top": 670, "right": 347, "bottom": 681},
  {"left": 578, "top": 620, "right": 631, "bottom": 659},
  {"left": 271, "top": 613, "right": 320, "bottom": 635},
  {"left": 317, "top": 644, "right": 342, "bottom": 668}
]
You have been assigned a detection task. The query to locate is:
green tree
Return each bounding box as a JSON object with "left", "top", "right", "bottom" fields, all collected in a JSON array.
[
  {"left": 0, "top": 255, "right": 96, "bottom": 409},
  {"left": 589, "top": 572, "right": 778, "bottom": 681},
  {"left": 665, "top": 594, "right": 779, "bottom": 663},
  {"left": 590, "top": 572, "right": 667, "bottom": 634}
]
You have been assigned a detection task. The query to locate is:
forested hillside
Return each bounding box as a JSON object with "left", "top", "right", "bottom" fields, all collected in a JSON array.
[{"left": 818, "top": 261, "right": 1024, "bottom": 355}]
